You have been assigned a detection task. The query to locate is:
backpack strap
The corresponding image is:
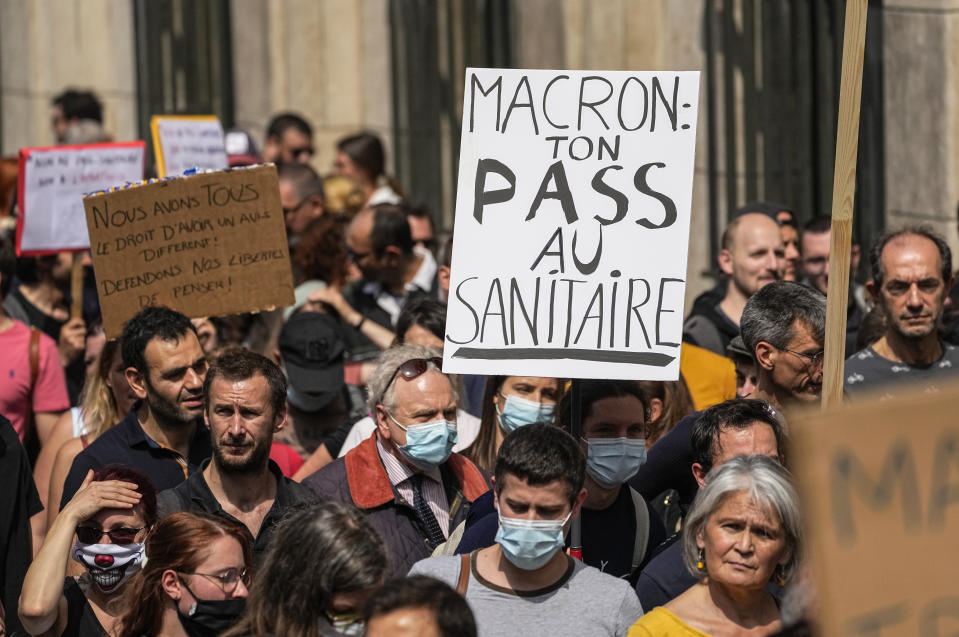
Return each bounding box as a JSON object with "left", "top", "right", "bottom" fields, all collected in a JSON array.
[
  {"left": 29, "top": 326, "right": 40, "bottom": 385},
  {"left": 456, "top": 553, "right": 471, "bottom": 595},
  {"left": 23, "top": 326, "right": 41, "bottom": 440},
  {"left": 629, "top": 487, "right": 650, "bottom": 574}
]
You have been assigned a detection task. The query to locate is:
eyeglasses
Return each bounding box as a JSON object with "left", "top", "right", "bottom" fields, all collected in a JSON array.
[
  {"left": 781, "top": 348, "right": 825, "bottom": 368},
  {"left": 347, "top": 246, "right": 372, "bottom": 263},
  {"left": 384, "top": 357, "right": 443, "bottom": 392},
  {"left": 282, "top": 194, "right": 313, "bottom": 217},
  {"left": 76, "top": 525, "right": 145, "bottom": 545},
  {"left": 180, "top": 567, "right": 249, "bottom": 594},
  {"left": 415, "top": 238, "right": 438, "bottom": 252}
]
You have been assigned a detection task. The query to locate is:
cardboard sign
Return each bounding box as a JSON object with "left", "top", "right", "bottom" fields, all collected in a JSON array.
[
  {"left": 150, "top": 115, "right": 228, "bottom": 177},
  {"left": 442, "top": 68, "right": 700, "bottom": 380},
  {"left": 16, "top": 142, "right": 146, "bottom": 255},
  {"left": 83, "top": 165, "right": 294, "bottom": 337},
  {"left": 790, "top": 381, "right": 959, "bottom": 636}
]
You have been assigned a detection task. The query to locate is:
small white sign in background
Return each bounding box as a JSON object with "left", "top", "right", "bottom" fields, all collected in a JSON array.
[
  {"left": 443, "top": 68, "right": 700, "bottom": 380},
  {"left": 151, "top": 115, "right": 228, "bottom": 177}
]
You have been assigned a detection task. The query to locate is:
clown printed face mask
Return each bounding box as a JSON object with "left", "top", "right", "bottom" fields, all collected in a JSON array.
[{"left": 72, "top": 541, "right": 146, "bottom": 594}]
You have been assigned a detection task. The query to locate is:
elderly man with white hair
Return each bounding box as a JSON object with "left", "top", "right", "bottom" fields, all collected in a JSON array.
[{"left": 303, "top": 344, "right": 490, "bottom": 579}]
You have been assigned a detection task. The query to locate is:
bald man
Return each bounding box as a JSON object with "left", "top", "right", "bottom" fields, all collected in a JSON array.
[
  {"left": 683, "top": 213, "right": 785, "bottom": 356},
  {"left": 341, "top": 205, "right": 438, "bottom": 357}
]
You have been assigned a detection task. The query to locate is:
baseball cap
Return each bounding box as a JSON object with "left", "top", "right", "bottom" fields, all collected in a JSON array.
[
  {"left": 726, "top": 335, "right": 752, "bottom": 360},
  {"left": 279, "top": 312, "right": 345, "bottom": 412}
]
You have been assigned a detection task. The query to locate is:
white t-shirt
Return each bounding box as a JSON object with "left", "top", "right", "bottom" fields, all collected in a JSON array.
[{"left": 338, "top": 409, "right": 481, "bottom": 457}]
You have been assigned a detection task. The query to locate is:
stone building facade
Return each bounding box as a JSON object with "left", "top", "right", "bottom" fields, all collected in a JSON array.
[{"left": 1, "top": 0, "right": 956, "bottom": 306}]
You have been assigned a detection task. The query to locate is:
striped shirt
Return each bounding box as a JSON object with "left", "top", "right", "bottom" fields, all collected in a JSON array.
[{"left": 376, "top": 437, "right": 450, "bottom": 536}]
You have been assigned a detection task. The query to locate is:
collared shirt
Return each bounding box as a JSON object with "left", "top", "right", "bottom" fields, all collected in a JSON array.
[
  {"left": 361, "top": 246, "right": 438, "bottom": 325},
  {"left": 155, "top": 458, "right": 318, "bottom": 565},
  {"left": 376, "top": 437, "right": 450, "bottom": 535},
  {"left": 60, "top": 405, "right": 212, "bottom": 509}
]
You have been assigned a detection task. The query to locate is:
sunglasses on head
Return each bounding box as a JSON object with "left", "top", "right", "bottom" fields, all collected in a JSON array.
[
  {"left": 385, "top": 357, "right": 443, "bottom": 391},
  {"left": 76, "top": 525, "right": 145, "bottom": 545}
]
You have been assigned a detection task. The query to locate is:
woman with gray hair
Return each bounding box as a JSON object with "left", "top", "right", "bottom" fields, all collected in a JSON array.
[
  {"left": 222, "top": 501, "right": 387, "bottom": 637},
  {"left": 628, "top": 455, "right": 801, "bottom": 636}
]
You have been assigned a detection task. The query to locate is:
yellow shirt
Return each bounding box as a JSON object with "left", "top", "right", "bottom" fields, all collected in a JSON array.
[
  {"left": 679, "top": 343, "right": 737, "bottom": 410},
  {"left": 628, "top": 607, "right": 712, "bottom": 637}
]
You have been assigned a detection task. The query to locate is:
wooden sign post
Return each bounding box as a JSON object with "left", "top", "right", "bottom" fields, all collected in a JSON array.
[{"left": 822, "top": 0, "right": 868, "bottom": 409}]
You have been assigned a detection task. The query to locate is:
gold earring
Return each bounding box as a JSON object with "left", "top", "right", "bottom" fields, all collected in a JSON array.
[
  {"left": 696, "top": 548, "right": 705, "bottom": 571},
  {"left": 776, "top": 565, "right": 787, "bottom": 587}
]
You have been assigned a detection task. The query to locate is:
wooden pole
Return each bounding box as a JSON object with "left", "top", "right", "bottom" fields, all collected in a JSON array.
[
  {"left": 568, "top": 378, "right": 583, "bottom": 560},
  {"left": 70, "top": 252, "right": 84, "bottom": 319},
  {"left": 822, "top": 0, "right": 868, "bottom": 410}
]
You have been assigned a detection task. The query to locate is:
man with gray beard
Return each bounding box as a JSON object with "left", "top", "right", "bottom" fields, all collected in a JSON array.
[{"left": 157, "top": 348, "right": 316, "bottom": 565}]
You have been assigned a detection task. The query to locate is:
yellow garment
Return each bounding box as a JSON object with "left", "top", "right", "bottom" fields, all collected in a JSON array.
[
  {"left": 679, "top": 343, "right": 736, "bottom": 410},
  {"left": 628, "top": 607, "right": 712, "bottom": 637}
]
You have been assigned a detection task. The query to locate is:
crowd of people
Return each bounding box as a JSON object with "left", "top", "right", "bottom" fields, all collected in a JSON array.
[{"left": 1, "top": 88, "right": 958, "bottom": 637}]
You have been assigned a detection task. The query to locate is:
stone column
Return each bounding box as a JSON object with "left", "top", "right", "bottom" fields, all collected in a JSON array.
[
  {"left": 0, "top": 0, "right": 137, "bottom": 154},
  {"left": 512, "top": 0, "right": 712, "bottom": 309},
  {"left": 883, "top": 0, "right": 959, "bottom": 253},
  {"left": 229, "top": 0, "right": 393, "bottom": 175}
]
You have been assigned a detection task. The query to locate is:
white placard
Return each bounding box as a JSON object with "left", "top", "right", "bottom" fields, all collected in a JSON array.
[
  {"left": 16, "top": 142, "right": 146, "bottom": 254},
  {"left": 151, "top": 115, "right": 228, "bottom": 177},
  {"left": 443, "top": 68, "right": 700, "bottom": 380}
]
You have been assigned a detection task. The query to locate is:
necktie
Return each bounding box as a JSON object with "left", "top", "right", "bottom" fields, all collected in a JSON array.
[{"left": 410, "top": 474, "right": 446, "bottom": 547}]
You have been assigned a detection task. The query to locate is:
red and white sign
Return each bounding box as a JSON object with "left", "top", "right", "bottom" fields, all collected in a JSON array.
[{"left": 16, "top": 141, "right": 146, "bottom": 255}]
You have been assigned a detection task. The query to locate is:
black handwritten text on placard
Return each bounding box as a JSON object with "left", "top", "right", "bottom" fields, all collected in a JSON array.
[
  {"left": 84, "top": 165, "right": 293, "bottom": 337},
  {"left": 445, "top": 70, "right": 697, "bottom": 372}
]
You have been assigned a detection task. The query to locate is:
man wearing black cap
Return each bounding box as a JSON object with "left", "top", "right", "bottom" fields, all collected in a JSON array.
[
  {"left": 156, "top": 348, "right": 317, "bottom": 565},
  {"left": 278, "top": 311, "right": 353, "bottom": 455}
]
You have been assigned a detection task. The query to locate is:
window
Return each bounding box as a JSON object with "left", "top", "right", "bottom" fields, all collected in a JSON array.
[{"left": 133, "top": 0, "right": 234, "bottom": 176}]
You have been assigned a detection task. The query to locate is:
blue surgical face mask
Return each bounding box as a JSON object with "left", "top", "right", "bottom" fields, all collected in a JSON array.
[
  {"left": 497, "top": 394, "right": 556, "bottom": 433},
  {"left": 585, "top": 437, "right": 647, "bottom": 488},
  {"left": 495, "top": 510, "right": 571, "bottom": 570},
  {"left": 389, "top": 413, "right": 457, "bottom": 470}
]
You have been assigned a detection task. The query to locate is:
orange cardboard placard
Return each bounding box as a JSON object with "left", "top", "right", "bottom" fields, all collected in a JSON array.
[
  {"left": 790, "top": 380, "right": 959, "bottom": 636},
  {"left": 83, "top": 164, "right": 294, "bottom": 337}
]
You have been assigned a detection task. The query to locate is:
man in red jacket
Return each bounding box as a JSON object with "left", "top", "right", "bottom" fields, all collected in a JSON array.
[{"left": 303, "top": 344, "right": 489, "bottom": 579}]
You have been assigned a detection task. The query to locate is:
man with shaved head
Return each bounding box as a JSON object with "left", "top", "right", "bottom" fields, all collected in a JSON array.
[{"left": 684, "top": 212, "right": 785, "bottom": 356}]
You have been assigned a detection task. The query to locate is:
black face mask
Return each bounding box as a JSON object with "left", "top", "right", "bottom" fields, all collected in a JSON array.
[
  {"left": 177, "top": 598, "right": 246, "bottom": 637},
  {"left": 177, "top": 579, "right": 246, "bottom": 637}
]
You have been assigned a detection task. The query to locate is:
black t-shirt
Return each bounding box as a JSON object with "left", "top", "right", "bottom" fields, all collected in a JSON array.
[
  {"left": 62, "top": 577, "right": 107, "bottom": 637},
  {"left": 61, "top": 407, "right": 212, "bottom": 509},
  {"left": 580, "top": 486, "right": 638, "bottom": 579},
  {"left": 0, "top": 415, "right": 43, "bottom": 636},
  {"left": 844, "top": 342, "right": 959, "bottom": 399}
]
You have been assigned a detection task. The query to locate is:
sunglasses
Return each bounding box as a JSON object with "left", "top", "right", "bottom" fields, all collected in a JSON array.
[
  {"left": 347, "top": 246, "right": 374, "bottom": 263},
  {"left": 288, "top": 146, "right": 315, "bottom": 158},
  {"left": 385, "top": 357, "right": 443, "bottom": 391},
  {"left": 76, "top": 525, "right": 145, "bottom": 545}
]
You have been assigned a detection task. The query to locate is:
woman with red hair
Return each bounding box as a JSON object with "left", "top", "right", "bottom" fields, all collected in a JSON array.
[{"left": 115, "top": 512, "right": 251, "bottom": 637}]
